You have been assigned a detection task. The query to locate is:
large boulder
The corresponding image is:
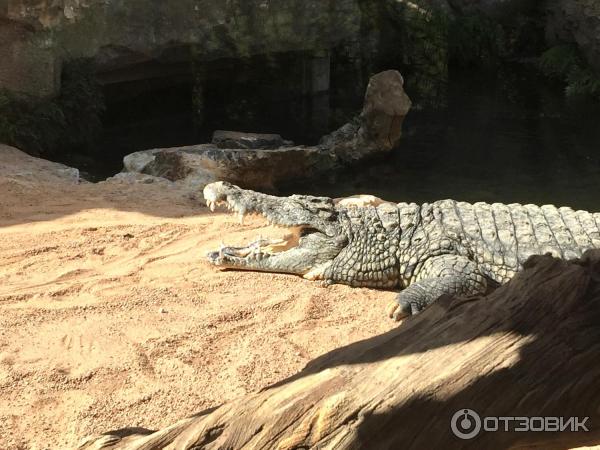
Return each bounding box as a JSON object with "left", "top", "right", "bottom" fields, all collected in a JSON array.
[
  {"left": 212, "top": 131, "right": 293, "bottom": 150},
  {"left": 0, "top": 144, "right": 80, "bottom": 185},
  {"left": 119, "top": 70, "right": 412, "bottom": 191},
  {"left": 0, "top": 18, "right": 59, "bottom": 99},
  {"left": 120, "top": 144, "right": 335, "bottom": 193},
  {"left": 320, "top": 70, "right": 412, "bottom": 162}
]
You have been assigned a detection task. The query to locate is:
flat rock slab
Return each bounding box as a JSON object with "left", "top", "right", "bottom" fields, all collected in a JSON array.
[
  {"left": 212, "top": 130, "right": 294, "bottom": 150},
  {"left": 0, "top": 144, "right": 80, "bottom": 185},
  {"left": 122, "top": 144, "right": 335, "bottom": 192}
]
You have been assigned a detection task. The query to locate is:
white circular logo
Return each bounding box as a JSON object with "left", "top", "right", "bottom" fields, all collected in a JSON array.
[{"left": 451, "top": 409, "right": 482, "bottom": 440}]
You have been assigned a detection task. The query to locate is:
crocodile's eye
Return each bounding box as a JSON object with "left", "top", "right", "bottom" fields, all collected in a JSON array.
[{"left": 335, "top": 235, "right": 349, "bottom": 246}]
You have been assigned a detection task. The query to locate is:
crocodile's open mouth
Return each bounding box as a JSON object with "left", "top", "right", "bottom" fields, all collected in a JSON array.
[
  {"left": 207, "top": 226, "right": 311, "bottom": 268},
  {"left": 203, "top": 181, "right": 346, "bottom": 277}
]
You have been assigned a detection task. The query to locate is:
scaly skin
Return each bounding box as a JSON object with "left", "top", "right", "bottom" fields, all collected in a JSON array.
[{"left": 204, "top": 182, "right": 600, "bottom": 321}]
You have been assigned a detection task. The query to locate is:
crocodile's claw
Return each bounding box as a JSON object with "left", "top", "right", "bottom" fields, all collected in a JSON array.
[{"left": 387, "top": 300, "right": 411, "bottom": 321}]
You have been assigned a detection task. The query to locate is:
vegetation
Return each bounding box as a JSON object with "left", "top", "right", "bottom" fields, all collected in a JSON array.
[
  {"left": 0, "top": 59, "right": 104, "bottom": 156},
  {"left": 539, "top": 44, "right": 600, "bottom": 98},
  {"left": 448, "top": 14, "right": 504, "bottom": 68},
  {"left": 399, "top": 5, "right": 449, "bottom": 108},
  {"left": 394, "top": 7, "right": 528, "bottom": 108}
]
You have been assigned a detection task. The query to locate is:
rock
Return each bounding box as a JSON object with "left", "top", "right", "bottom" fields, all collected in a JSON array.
[
  {"left": 5, "top": 0, "right": 600, "bottom": 102},
  {"left": 0, "top": 0, "right": 361, "bottom": 98},
  {"left": 446, "top": 0, "right": 537, "bottom": 19},
  {"left": 123, "top": 150, "right": 161, "bottom": 174},
  {"left": 546, "top": 0, "right": 600, "bottom": 72},
  {"left": 120, "top": 70, "right": 411, "bottom": 191},
  {"left": 0, "top": 144, "right": 80, "bottom": 184},
  {"left": 0, "top": 19, "right": 59, "bottom": 98},
  {"left": 102, "top": 172, "right": 173, "bottom": 186},
  {"left": 443, "top": 0, "right": 600, "bottom": 75},
  {"left": 120, "top": 144, "right": 336, "bottom": 192},
  {"left": 360, "top": 70, "right": 413, "bottom": 152},
  {"left": 321, "top": 70, "right": 412, "bottom": 162},
  {"left": 212, "top": 131, "right": 293, "bottom": 150},
  {"left": 50, "top": 166, "right": 80, "bottom": 183},
  {"left": 77, "top": 250, "right": 600, "bottom": 449}
]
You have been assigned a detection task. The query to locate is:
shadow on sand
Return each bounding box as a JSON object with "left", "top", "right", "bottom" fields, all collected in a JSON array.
[{"left": 81, "top": 252, "right": 600, "bottom": 449}]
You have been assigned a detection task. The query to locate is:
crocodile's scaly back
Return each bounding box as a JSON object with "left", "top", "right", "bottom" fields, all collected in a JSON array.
[
  {"left": 388, "top": 199, "right": 600, "bottom": 319},
  {"left": 429, "top": 200, "right": 600, "bottom": 283}
]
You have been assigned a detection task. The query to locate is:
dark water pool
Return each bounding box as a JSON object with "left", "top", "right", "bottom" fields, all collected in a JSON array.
[
  {"left": 62, "top": 64, "right": 600, "bottom": 212},
  {"left": 281, "top": 66, "right": 600, "bottom": 212}
]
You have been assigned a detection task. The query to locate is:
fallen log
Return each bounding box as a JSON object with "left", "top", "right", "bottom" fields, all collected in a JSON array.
[{"left": 77, "top": 251, "right": 600, "bottom": 450}]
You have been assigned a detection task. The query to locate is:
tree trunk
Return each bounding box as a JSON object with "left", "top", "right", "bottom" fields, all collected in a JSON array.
[{"left": 77, "top": 251, "right": 600, "bottom": 450}]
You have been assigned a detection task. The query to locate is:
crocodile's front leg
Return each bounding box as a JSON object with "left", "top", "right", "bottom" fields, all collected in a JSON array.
[{"left": 388, "top": 255, "right": 487, "bottom": 321}]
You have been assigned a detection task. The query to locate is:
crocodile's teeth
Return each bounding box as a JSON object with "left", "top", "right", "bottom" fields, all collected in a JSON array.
[
  {"left": 219, "top": 241, "right": 225, "bottom": 258},
  {"left": 239, "top": 214, "right": 245, "bottom": 225},
  {"left": 252, "top": 244, "right": 263, "bottom": 260}
]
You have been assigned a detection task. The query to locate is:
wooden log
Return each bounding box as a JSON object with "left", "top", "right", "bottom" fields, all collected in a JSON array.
[{"left": 77, "top": 251, "right": 600, "bottom": 450}]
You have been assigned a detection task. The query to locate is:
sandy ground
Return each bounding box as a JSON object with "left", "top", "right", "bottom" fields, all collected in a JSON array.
[{"left": 0, "top": 146, "right": 396, "bottom": 449}]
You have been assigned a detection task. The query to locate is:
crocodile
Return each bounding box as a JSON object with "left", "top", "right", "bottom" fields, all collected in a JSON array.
[{"left": 203, "top": 181, "right": 600, "bottom": 320}]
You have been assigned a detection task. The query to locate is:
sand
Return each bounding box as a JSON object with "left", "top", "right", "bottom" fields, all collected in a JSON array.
[{"left": 0, "top": 146, "right": 396, "bottom": 449}]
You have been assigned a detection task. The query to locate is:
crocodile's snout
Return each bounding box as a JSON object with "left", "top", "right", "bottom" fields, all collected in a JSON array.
[{"left": 203, "top": 181, "right": 347, "bottom": 277}]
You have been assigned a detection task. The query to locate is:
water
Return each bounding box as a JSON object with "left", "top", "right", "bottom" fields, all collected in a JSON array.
[
  {"left": 62, "top": 64, "right": 600, "bottom": 211},
  {"left": 281, "top": 66, "right": 600, "bottom": 212}
]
